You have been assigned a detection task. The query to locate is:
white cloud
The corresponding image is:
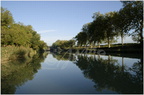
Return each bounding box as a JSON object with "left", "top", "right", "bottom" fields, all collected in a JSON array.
[{"left": 38, "top": 30, "right": 57, "bottom": 34}]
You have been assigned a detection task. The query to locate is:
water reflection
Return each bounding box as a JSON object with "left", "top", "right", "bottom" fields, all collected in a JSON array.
[
  {"left": 1, "top": 52, "right": 48, "bottom": 94},
  {"left": 1, "top": 52, "right": 143, "bottom": 94},
  {"left": 52, "top": 52, "right": 76, "bottom": 61},
  {"left": 52, "top": 53, "right": 143, "bottom": 94}
]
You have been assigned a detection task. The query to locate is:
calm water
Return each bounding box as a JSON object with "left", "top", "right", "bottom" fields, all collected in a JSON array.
[{"left": 1, "top": 52, "right": 143, "bottom": 94}]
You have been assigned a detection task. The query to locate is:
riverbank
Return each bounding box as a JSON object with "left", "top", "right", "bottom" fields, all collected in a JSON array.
[
  {"left": 53, "top": 43, "right": 143, "bottom": 58},
  {"left": 1, "top": 46, "right": 36, "bottom": 63}
]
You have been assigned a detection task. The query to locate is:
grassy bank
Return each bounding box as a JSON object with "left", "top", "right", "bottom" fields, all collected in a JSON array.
[
  {"left": 98, "top": 43, "right": 142, "bottom": 53},
  {"left": 1, "top": 46, "right": 36, "bottom": 63},
  {"left": 60, "top": 43, "right": 143, "bottom": 55}
]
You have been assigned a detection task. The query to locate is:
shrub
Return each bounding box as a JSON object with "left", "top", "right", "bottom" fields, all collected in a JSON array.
[{"left": 2, "top": 46, "right": 36, "bottom": 63}]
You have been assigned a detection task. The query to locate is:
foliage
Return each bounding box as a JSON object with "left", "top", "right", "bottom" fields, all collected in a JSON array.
[
  {"left": 120, "top": 1, "right": 143, "bottom": 44},
  {"left": 1, "top": 7, "right": 48, "bottom": 51},
  {"left": 52, "top": 40, "right": 75, "bottom": 49},
  {"left": 1, "top": 46, "right": 36, "bottom": 62},
  {"left": 75, "top": 31, "right": 88, "bottom": 46},
  {"left": 52, "top": 53, "right": 75, "bottom": 61},
  {"left": 1, "top": 7, "right": 14, "bottom": 27},
  {"left": 1, "top": 52, "right": 48, "bottom": 94},
  {"left": 74, "top": 1, "right": 143, "bottom": 48},
  {"left": 75, "top": 12, "right": 118, "bottom": 48},
  {"left": 74, "top": 54, "right": 143, "bottom": 93}
]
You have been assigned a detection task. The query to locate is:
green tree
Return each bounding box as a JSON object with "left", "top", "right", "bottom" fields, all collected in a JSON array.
[
  {"left": 112, "top": 12, "right": 127, "bottom": 46},
  {"left": 1, "top": 7, "right": 14, "bottom": 27},
  {"left": 81, "top": 23, "right": 94, "bottom": 47},
  {"left": 30, "top": 31, "right": 41, "bottom": 51},
  {"left": 38, "top": 40, "right": 48, "bottom": 51},
  {"left": 103, "top": 12, "right": 118, "bottom": 48},
  {"left": 1, "top": 7, "right": 48, "bottom": 51},
  {"left": 52, "top": 40, "right": 75, "bottom": 49},
  {"left": 75, "top": 31, "right": 88, "bottom": 47},
  {"left": 91, "top": 12, "right": 106, "bottom": 48},
  {"left": 2, "top": 24, "right": 32, "bottom": 46},
  {"left": 119, "top": 1, "right": 143, "bottom": 44}
]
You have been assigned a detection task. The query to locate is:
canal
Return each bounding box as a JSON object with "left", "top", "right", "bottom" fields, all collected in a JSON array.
[{"left": 1, "top": 52, "right": 143, "bottom": 94}]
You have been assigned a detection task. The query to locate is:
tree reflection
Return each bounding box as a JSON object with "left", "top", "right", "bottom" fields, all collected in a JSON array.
[
  {"left": 1, "top": 52, "right": 48, "bottom": 94},
  {"left": 52, "top": 52, "right": 76, "bottom": 61},
  {"left": 74, "top": 54, "right": 143, "bottom": 94},
  {"left": 46, "top": 52, "right": 143, "bottom": 94}
]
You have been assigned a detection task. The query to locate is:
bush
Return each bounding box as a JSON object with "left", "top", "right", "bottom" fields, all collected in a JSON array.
[{"left": 2, "top": 46, "right": 36, "bottom": 63}]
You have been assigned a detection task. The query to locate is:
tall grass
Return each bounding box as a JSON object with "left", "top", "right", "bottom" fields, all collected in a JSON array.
[{"left": 1, "top": 46, "right": 36, "bottom": 63}]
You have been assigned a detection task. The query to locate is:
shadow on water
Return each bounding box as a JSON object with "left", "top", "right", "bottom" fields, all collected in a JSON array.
[
  {"left": 1, "top": 52, "right": 48, "bottom": 94},
  {"left": 52, "top": 52, "right": 143, "bottom": 94},
  {"left": 2, "top": 51, "right": 143, "bottom": 94}
]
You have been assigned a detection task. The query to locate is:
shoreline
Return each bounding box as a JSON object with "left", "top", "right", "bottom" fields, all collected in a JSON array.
[{"left": 51, "top": 43, "right": 143, "bottom": 59}]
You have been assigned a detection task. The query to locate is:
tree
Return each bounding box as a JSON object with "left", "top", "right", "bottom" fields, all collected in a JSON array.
[
  {"left": 103, "top": 12, "right": 118, "bottom": 48},
  {"left": 52, "top": 40, "right": 75, "bottom": 49},
  {"left": 1, "top": 7, "right": 14, "bottom": 45},
  {"left": 1, "top": 7, "right": 48, "bottom": 51},
  {"left": 30, "top": 31, "right": 41, "bottom": 51},
  {"left": 38, "top": 40, "right": 48, "bottom": 51},
  {"left": 112, "top": 12, "right": 127, "bottom": 46},
  {"left": 120, "top": 1, "right": 143, "bottom": 44},
  {"left": 1, "top": 7, "right": 14, "bottom": 27},
  {"left": 92, "top": 12, "right": 106, "bottom": 48},
  {"left": 1, "top": 24, "right": 32, "bottom": 46},
  {"left": 75, "top": 31, "right": 88, "bottom": 47},
  {"left": 67, "top": 40, "right": 75, "bottom": 47},
  {"left": 75, "top": 12, "right": 118, "bottom": 48}
]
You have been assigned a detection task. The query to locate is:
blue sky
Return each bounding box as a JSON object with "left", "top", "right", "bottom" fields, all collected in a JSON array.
[{"left": 1, "top": 1, "right": 134, "bottom": 46}]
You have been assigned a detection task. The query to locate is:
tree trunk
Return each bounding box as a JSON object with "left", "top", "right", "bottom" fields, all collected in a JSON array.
[
  {"left": 108, "top": 37, "right": 110, "bottom": 48},
  {"left": 121, "top": 36, "right": 124, "bottom": 46},
  {"left": 90, "top": 42, "right": 93, "bottom": 48},
  {"left": 98, "top": 42, "right": 100, "bottom": 48},
  {"left": 121, "top": 32, "right": 124, "bottom": 46}
]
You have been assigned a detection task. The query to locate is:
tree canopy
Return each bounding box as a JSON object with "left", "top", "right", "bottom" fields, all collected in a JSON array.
[
  {"left": 1, "top": 7, "right": 48, "bottom": 51},
  {"left": 52, "top": 40, "right": 75, "bottom": 49},
  {"left": 74, "top": 1, "right": 143, "bottom": 48}
]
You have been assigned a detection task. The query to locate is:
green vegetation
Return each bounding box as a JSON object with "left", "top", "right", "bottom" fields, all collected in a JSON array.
[
  {"left": 52, "top": 52, "right": 75, "bottom": 61},
  {"left": 50, "top": 1, "right": 143, "bottom": 53},
  {"left": 2, "top": 52, "right": 48, "bottom": 94},
  {"left": 51, "top": 43, "right": 142, "bottom": 56},
  {"left": 74, "top": 55, "right": 142, "bottom": 94},
  {"left": 1, "top": 7, "right": 48, "bottom": 52},
  {"left": 1, "top": 46, "right": 36, "bottom": 63},
  {"left": 1, "top": 7, "right": 49, "bottom": 94},
  {"left": 74, "top": 1, "right": 143, "bottom": 48},
  {"left": 50, "top": 53, "right": 142, "bottom": 94},
  {"left": 52, "top": 40, "right": 75, "bottom": 49}
]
